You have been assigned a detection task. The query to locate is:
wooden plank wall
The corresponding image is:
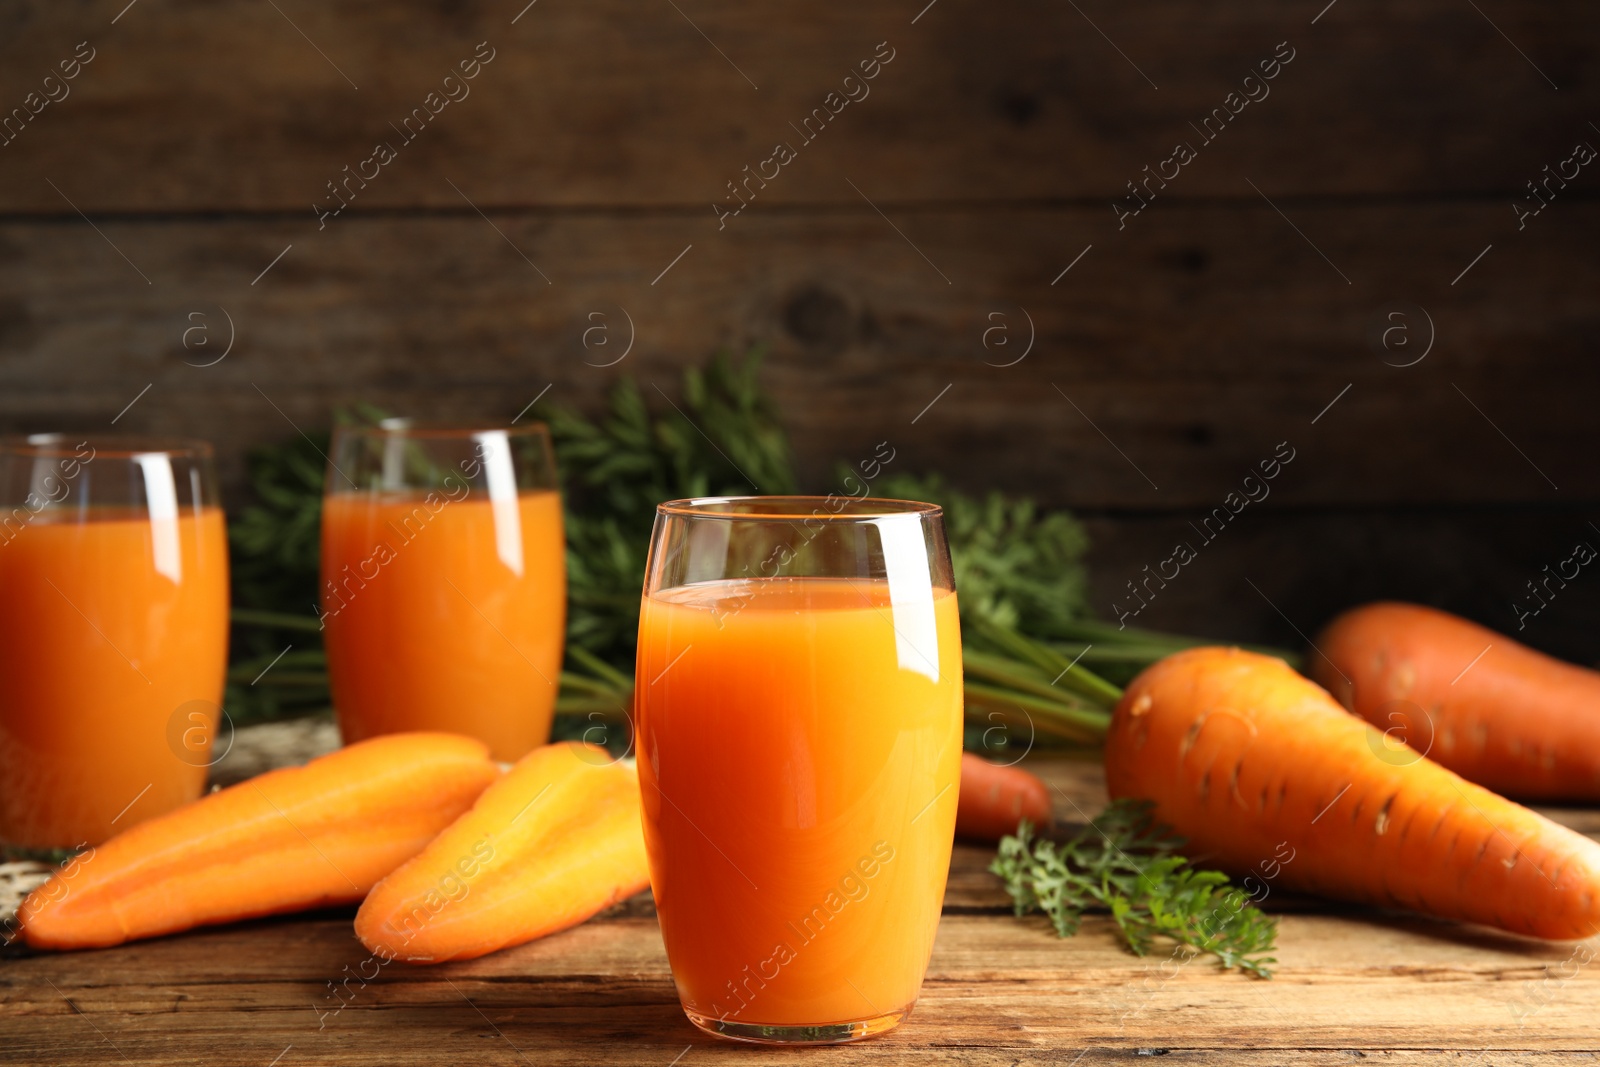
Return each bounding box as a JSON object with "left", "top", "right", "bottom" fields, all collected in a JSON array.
[{"left": 1, "top": 0, "right": 1596, "bottom": 656}]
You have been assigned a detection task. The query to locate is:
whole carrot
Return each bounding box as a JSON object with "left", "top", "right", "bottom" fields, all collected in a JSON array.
[
  {"left": 355, "top": 741, "right": 649, "bottom": 963},
  {"left": 1105, "top": 647, "right": 1600, "bottom": 941},
  {"left": 18, "top": 733, "right": 498, "bottom": 950},
  {"left": 1313, "top": 601, "right": 1600, "bottom": 800},
  {"left": 956, "top": 752, "right": 1052, "bottom": 842}
]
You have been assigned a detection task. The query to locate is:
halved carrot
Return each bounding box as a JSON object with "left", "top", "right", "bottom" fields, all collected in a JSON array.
[
  {"left": 18, "top": 733, "right": 498, "bottom": 950},
  {"left": 1105, "top": 646, "right": 1600, "bottom": 940},
  {"left": 956, "top": 752, "right": 1052, "bottom": 842},
  {"left": 1313, "top": 601, "right": 1600, "bottom": 800},
  {"left": 355, "top": 741, "right": 649, "bottom": 963}
]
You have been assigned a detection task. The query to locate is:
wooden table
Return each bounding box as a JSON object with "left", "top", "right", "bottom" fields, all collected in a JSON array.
[{"left": 6, "top": 757, "right": 1598, "bottom": 1065}]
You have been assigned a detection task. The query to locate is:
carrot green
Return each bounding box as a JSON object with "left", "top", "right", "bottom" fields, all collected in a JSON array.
[{"left": 991, "top": 801, "right": 1279, "bottom": 978}]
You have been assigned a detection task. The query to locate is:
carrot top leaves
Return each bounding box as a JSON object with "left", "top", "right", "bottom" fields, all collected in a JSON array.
[{"left": 990, "top": 800, "right": 1279, "bottom": 977}]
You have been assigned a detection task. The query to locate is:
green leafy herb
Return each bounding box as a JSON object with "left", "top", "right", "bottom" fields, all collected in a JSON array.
[
  {"left": 872, "top": 471, "right": 1091, "bottom": 640},
  {"left": 541, "top": 349, "right": 795, "bottom": 673},
  {"left": 225, "top": 432, "right": 333, "bottom": 723},
  {"left": 228, "top": 433, "right": 326, "bottom": 622},
  {"left": 990, "top": 801, "right": 1278, "bottom": 977}
]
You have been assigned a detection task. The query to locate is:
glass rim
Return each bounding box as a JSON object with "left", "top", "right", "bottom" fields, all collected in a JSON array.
[
  {"left": 332, "top": 419, "right": 552, "bottom": 440},
  {"left": 0, "top": 433, "right": 214, "bottom": 460},
  {"left": 656, "top": 495, "right": 943, "bottom": 521}
]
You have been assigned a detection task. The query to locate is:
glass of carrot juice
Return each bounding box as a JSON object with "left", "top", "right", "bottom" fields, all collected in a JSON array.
[
  {"left": 0, "top": 436, "right": 230, "bottom": 848},
  {"left": 321, "top": 421, "right": 565, "bottom": 762},
  {"left": 636, "top": 496, "right": 963, "bottom": 1044}
]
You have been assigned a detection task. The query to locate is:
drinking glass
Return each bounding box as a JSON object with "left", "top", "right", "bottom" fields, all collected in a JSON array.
[
  {"left": 636, "top": 496, "right": 963, "bottom": 1044},
  {"left": 0, "top": 435, "right": 229, "bottom": 848},
  {"left": 321, "top": 421, "right": 565, "bottom": 762}
]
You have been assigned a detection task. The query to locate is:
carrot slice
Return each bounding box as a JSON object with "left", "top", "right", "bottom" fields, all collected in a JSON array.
[
  {"left": 956, "top": 752, "right": 1052, "bottom": 842},
  {"left": 18, "top": 732, "right": 498, "bottom": 950},
  {"left": 1105, "top": 646, "right": 1600, "bottom": 941},
  {"left": 355, "top": 741, "right": 649, "bottom": 963},
  {"left": 1313, "top": 601, "right": 1600, "bottom": 800}
]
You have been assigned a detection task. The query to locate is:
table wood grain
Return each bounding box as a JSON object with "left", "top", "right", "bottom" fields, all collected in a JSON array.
[{"left": 6, "top": 756, "right": 1598, "bottom": 1065}]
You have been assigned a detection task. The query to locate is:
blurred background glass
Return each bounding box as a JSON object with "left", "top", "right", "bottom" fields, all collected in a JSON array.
[
  {"left": 0, "top": 436, "right": 228, "bottom": 848},
  {"left": 321, "top": 420, "right": 565, "bottom": 762}
]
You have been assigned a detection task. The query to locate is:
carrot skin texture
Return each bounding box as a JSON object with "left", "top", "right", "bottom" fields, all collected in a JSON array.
[
  {"left": 355, "top": 741, "right": 650, "bottom": 963},
  {"left": 1313, "top": 601, "right": 1600, "bottom": 800},
  {"left": 955, "top": 752, "right": 1053, "bottom": 842},
  {"left": 1105, "top": 647, "right": 1600, "bottom": 941},
  {"left": 18, "top": 733, "right": 499, "bottom": 950}
]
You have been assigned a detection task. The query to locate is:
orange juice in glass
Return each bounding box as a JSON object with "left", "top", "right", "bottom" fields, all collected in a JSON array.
[
  {"left": 636, "top": 496, "right": 962, "bottom": 1044},
  {"left": 321, "top": 421, "right": 565, "bottom": 762},
  {"left": 0, "top": 436, "right": 229, "bottom": 848}
]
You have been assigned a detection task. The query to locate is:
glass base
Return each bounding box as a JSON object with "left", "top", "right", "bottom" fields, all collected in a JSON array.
[{"left": 684, "top": 1004, "right": 912, "bottom": 1045}]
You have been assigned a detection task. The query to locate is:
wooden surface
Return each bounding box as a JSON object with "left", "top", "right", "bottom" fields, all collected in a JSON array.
[
  {"left": 0, "top": 1, "right": 1593, "bottom": 211},
  {"left": 1, "top": 0, "right": 1597, "bottom": 654},
  {"left": 7, "top": 755, "right": 1600, "bottom": 1065},
  {"left": 5, "top": 203, "right": 1598, "bottom": 510}
]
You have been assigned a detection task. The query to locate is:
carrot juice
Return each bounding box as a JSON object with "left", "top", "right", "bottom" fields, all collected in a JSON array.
[
  {"left": 636, "top": 577, "right": 963, "bottom": 1031},
  {"left": 320, "top": 489, "right": 565, "bottom": 762},
  {"left": 0, "top": 507, "right": 229, "bottom": 847}
]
